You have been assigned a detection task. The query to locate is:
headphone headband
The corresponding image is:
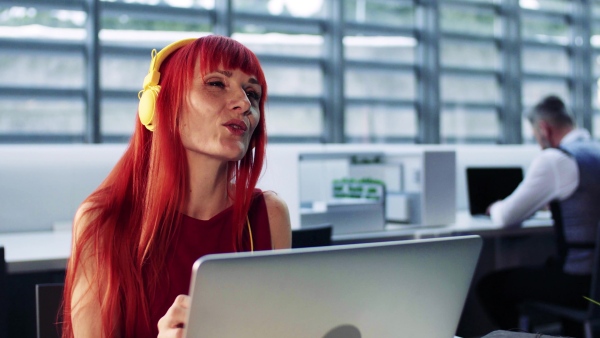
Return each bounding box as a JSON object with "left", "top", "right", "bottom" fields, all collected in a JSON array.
[{"left": 138, "top": 38, "right": 197, "bottom": 131}]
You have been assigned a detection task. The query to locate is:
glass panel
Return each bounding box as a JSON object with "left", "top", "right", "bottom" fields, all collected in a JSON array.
[
  {"left": 593, "top": 23, "right": 600, "bottom": 48},
  {"left": 594, "top": 111, "right": 600, "bottom": 140},
  {"left": 233, "top": 32, "right": 322, "bottom": 58},
  {"left": 101, "top": 17, "right": 210, "bottom": 33},
  {"left": 522, "top": 115, "right": 536, "bottom": 142},
  {"left": 522, "top": 47, "right": 569, "bottom": 75},
  {"left": 521, "top": 15, "right": 570, "bottom": 44},
  {"left": 344, "top": 34, "right": 416, "bottom": 63},
  {"left": 440, "top": 40, "right": 499, "bottom": 70},
  {"left": 345, "top": 69, "right": 415, "bottom": 99},
  {"left": 521, "top": 79, "right": 569, "bottom": 107},
  {"left": 0, "top": 99, "right": 84, "bottom": 134},
  {"left": 520, "top": 0, "right": 571, "bottom": 12},
  {"left": 441, "top": 108, "right": 499, "bottom": 141},
  {"left": 266, "top": 103, "right": 322, "bottom": 136},
  {"left": 345, "top": 105, "right": 416, "bottom": 139},
  {"left": 100, "top": 31, "right": 207, "bottom": 51},
  {"left": 344, "top": 0, "right": 414, "bottom": 27},
  {"left": 0, "top": 52, "right": 84, "bottom": 87},
  {"left": 0, "top": 6, "right": 86, "bottom": 29},
  {"left": 0, "top": 26, "right": 84, "bottom": 41},
  {"left": 594, "top": 80, "right": 599, "bottom": 110},
  {"left": 440, "top": 5, "right": 497, "bottom": 36},
  {"left": 233, "top": 0, "right": 325, "bottom": 18},
  {"left": 101, "top": 99, "right": 137, "bottom": 136},
  {"left": 100, "top": 0, "right": 213, "bottom": 9},
  {"left": 262, "top": 66, "right": 322, "bottom": 96},
  {"left": 595, "top": 3, "right": 600, "bottom": 17},
  {"left": 441, "top": 75, "right": 499, "bottom": 103},
  {"left": 101, "top": 56, "right": 148, "bottom": 90}
]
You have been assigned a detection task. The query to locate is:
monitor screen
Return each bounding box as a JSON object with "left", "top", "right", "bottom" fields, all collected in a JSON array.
[{"left": 466, "top": 167, "right": 524, "bottom": 215}]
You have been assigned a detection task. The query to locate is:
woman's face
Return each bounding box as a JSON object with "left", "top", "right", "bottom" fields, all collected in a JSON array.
[{"left": 179, "top": 64, "right": 262, "bottom": 162}]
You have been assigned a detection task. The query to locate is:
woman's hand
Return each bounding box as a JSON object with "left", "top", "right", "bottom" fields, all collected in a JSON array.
[{"left": 157, "top": 295, "right": 191, "bottom": 338}]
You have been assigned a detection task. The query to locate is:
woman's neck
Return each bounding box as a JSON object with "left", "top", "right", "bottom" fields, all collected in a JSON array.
[{"left": 182, "top": 153, "right": 231, "bottom": 220}]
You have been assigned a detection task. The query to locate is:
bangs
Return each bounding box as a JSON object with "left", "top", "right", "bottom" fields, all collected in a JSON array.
[{"left": 197, "top": 36, "right": 266, "bottom": 88}]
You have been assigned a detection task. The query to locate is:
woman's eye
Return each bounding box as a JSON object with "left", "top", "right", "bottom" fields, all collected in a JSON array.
[
  {"left": 207, "top": 81, "right": 225, "bottom": 88},
  {"left": 246, "top": 91, "right": 260, "bottom": 101}
]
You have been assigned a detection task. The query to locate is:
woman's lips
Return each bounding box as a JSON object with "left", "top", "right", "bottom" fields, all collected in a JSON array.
[{"left": 223, "top": 119, "right": 247, "bottom": 136}]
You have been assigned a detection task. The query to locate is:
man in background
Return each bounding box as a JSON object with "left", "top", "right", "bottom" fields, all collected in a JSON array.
[{"left": 478, "top": 95, "right": 600, "bottom": 333}]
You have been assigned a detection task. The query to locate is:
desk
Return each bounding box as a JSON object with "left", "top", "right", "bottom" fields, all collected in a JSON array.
[
  {"left": 333, "top": 210, "right": 553, "bottom": 245},
  {"left": 0, "top": 211, "right": 552, "bottom": 274},
  {"left": 0, "top": 230, "right": 71, "bottom": 274}
]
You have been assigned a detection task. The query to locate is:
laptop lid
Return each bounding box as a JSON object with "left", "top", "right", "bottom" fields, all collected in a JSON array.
[
  {"left": 466, "top": 167, "right": 524, "bottom": 216},
  {"left": 183, "top": 236, "right": 482, "bottom": 338}
]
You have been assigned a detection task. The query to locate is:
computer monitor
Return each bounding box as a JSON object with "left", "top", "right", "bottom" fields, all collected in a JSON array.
[{"left": 466, "top": 167, "right": 524, "bottom": 216}]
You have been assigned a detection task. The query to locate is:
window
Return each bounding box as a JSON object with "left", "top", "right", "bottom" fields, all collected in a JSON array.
[
  {"left": 439, "top": 1, "right": 501, "bottom": 143},
  {"left": 521, "top": 2, "right": 575, "bottom": 142},
  {"left": 344, "top": 0, "right": 416, "bottom": 143},
  {"left": 0, "top": 1, "right": 597, "bottom": 144}
]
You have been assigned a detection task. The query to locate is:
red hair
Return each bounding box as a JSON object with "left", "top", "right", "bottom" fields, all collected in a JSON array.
[{"left": 62, "top": 35, "right": 268, "bottom": 337}]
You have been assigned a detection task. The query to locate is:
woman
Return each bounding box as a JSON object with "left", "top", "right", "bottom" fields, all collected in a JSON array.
[{"left": 62, "top": 35, "right": 291, "bottom": 338}]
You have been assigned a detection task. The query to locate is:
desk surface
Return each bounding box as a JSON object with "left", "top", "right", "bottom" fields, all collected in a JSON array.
[
  {"left": 333, "top": 211, "right": 553, "bottom": 244},
  {"left": 0, "top": 211, "right": 552, "bottom": 274},
  {"left": 0, "top": 230, "right": 72, "bottom": 274}
]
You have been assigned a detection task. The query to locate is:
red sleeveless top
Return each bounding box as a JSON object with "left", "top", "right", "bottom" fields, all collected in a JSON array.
[{"left": 136, "top": 189, "right": 272, "bottom": 337}]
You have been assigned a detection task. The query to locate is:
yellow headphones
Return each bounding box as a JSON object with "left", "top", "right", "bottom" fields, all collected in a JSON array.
[{"left": 138, "top": 38, "right": 197, "bottom": 131}]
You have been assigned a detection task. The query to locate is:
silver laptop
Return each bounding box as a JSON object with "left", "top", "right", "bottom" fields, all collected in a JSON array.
[{"left": 183, "top": 236, "right": 482, "bottom": 338}]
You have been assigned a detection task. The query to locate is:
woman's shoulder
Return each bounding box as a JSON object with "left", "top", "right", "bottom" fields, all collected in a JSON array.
[
  {"left": 72, "top": 201, "right": 103, "bottom": 240},
  {"left": 259, "top": 190, "right": 291, "bottom": 249},
  {"left": 260, "top": 190, "right": 287, "bottom": 210}
]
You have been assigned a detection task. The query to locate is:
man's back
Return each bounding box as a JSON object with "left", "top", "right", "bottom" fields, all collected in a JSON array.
[{"left": 556, "top": 137, "right": 600, "bottom": 274}]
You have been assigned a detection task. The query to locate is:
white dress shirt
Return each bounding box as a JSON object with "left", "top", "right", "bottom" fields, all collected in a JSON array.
[{"left": 489, "top": 128, "right": 591, "bottom": 227}]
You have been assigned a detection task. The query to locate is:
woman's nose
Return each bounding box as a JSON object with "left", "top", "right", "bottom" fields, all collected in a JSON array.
[{"left": 229, "top": 87, "right": 251, "bottom": 113}]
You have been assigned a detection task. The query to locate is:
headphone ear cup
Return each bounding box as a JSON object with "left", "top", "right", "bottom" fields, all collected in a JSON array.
[{"left": 138, "top": 85, "right": 160, "bottom": 131}]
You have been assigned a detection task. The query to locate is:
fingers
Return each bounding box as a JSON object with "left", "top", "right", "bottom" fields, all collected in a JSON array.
[{"left": 157, "top": 295, "right": 191, "bottom": 338}]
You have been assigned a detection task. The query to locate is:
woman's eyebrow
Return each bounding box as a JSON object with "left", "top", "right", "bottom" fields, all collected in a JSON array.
[
  {"left": 215, "top": 70, "right": 232, "bottom": 77},
  {"left": 214, "top": 70, "right": 260, "bottom": 86}
]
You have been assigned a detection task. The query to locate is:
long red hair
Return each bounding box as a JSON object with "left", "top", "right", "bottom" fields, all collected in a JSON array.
[{"left": 62, "top": 35, "right": 268, "bottom": 337}]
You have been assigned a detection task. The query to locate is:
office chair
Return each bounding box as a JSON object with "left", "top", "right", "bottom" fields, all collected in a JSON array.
[
  {"left": 292, "top": 224, "right": 333, "bottom": 248},
  {"left": 518, "top": 223, "right": 600, "bottom": 338},
  {"left": 36, "top": 283, "right": 64, "bottom": 338}
]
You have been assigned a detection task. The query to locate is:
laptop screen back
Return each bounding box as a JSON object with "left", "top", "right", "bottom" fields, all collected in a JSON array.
[
  {"left": 183, "top": 236, "right": 482, "bottom": 338},
  {"left": 466, "top": 167, "right": 524, "bottom": 215}
]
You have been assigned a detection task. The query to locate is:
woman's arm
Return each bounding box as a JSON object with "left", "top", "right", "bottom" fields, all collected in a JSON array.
[
  {"left": 263, "top": 191, "right": 292, "bottom": 249},
  {"left": 69, "top": 203, "right": 110, "bottom": 338}
]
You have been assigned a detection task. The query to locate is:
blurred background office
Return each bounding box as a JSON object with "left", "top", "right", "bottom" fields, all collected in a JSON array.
[{"left": 1, "top": 0, "right": 599, "bottom": 146}]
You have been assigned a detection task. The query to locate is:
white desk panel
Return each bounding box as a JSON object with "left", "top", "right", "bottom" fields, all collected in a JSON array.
[
  {"left": 0, "top": 211, "right": 552, "bottom": 274},
  {"left": 333, "top": 211, "right": 553, "bottom": 244},
  {"left": 0, "top": 230, "right": 71, "bottom": 274}
]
